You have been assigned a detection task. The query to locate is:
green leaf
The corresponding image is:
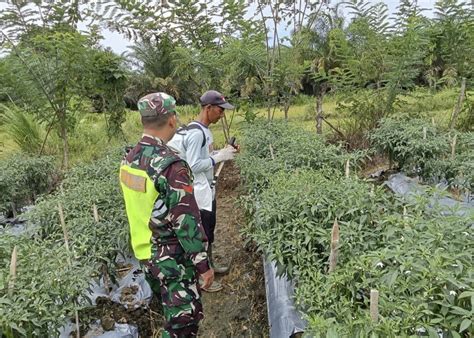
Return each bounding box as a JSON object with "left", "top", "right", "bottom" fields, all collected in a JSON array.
[
  {"left": 459, "top": 319, "right": 471, "bottom": 333},
  {"left": 426, "top": 326, "right": 439, "bottom": 338},
  {"left": 450, "top": 330, "right": 461, "bottom": 338},
  {"left": 458, "top": 291, "right": 474, "bottom": 299}
]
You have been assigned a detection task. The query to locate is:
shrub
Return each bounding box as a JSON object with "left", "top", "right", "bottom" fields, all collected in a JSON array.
[
  {"left": 0, "top": 147, "right": 129, "bottom": 336},
  {"left": 369, "top": 117, "right": 473, "bottom": 190},
  {"left": 369, "top": 117, "right": 449, "bottom": 172},
  {"left": 238, "top": 120, "right": 473, "bottom": 336},
  {"left": 0, "top": 155, "right": 56, "bottom": 216},
  {"left": 237, "top": 120, "right": 368, "bottom": 194}
]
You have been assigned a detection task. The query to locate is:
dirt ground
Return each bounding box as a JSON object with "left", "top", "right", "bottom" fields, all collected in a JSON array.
[
  {"left": 80, "top": 162, "right": 268, "bottom": 337},
  {"left": 199, "top": 162, "right": 268, "bottom": 337}
]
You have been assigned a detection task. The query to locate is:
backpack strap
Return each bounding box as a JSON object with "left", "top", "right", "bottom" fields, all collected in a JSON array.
[{"left": 176, "top": 122, "right": 206, "bottom": 148}]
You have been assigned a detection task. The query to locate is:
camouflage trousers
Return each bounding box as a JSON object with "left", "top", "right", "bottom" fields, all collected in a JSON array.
[{"left": 142, "top": 252, "right": 204, "bottom": 338}]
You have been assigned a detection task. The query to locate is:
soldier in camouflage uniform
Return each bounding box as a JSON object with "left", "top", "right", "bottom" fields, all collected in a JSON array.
[{"left": 119, "top": 92, "right": 214, "bottom": 337}]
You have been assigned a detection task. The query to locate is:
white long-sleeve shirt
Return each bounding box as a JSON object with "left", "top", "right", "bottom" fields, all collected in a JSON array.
[{"left": 168, "top": 121, "right": 215, "bottom": 211}]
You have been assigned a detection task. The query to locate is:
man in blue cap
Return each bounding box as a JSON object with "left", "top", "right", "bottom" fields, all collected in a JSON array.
[{"left": 168, "top": 90, "right": 237, "bottom": 292}]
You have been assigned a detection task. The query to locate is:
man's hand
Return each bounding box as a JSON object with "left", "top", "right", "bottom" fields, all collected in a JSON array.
[
  {"left": 200, "top": 268, "right": 215, "bottom": 289},
  {"left": 211, "top": 145, "right": 237, "bottom": 163}
]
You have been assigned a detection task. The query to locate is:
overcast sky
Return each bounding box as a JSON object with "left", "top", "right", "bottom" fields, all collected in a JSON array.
[
  {"left": 97, "top": 0, "right": 439, "bottom": 55},
  {"left": 1, "top": 0, "right": 440, "bottom": 55}
]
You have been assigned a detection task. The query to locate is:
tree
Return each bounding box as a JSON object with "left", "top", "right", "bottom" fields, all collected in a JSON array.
[
  {"left": 2, "top": 30, "right": 96, "bottom": 168},
  {"left": 431, "top": 0, "right": 474, "bottom": 87},
  {"left": 297, "top": 3, "right": 349, "bottom": 133},
  {"left": 91, "top": 49, "right": 128, "bottom": 138}
]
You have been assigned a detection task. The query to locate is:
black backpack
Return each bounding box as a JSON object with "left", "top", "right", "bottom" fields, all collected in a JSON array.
[{"left": 176, "top": 122, "right": 206, "bottom": 148}]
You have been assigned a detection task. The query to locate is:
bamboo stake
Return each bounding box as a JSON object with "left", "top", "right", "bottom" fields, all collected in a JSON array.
[
  {"left": 345, "top": 159, "right": 350, "bottom": 178},
  {"left": 92, "top": 204, "right": 111, "bottom": 295},
  {"left": 431, "top": 117, "right": 435, "bottom": 126},
  {"left": 328, "top": 219, "right": 339, "bottom": 274},
  {"left": 11, "top": 202, "right": 17, "bottom": 219},
  {"left": 269, "top": 144, "right": 275, "bottom": 160},
  {"left": 8, "top": 246, "right": 17, "bottom": 293},
  {"left": 451, "top": 134, "right": 457, "bottom": 160},
  {"left": 57, "top": 203, "right": 80, "bottom": 338},
  {"left": 93, "top": 204, "right": 99, "bottom": 222},
  {"left": 423, "top": 127, "right": 427, "bottom": 140},
  {"left": 58, "top": 203, "right": 71, "bottom": 265},
  {"left": 370, "top": 289, "right": 379, "bottom": 323}
]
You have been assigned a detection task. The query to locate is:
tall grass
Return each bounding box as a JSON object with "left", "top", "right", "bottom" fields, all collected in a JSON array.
[{"left": 0, "top": 104, "right": 43, "bottom": 154}]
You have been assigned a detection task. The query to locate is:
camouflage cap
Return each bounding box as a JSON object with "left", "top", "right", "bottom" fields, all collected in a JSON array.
[{"left": 137, "top": 92, "right": 176, "bottom": 117}]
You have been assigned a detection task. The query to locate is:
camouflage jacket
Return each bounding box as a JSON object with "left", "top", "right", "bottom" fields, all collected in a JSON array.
[{"left": 122, "top": 134, "right": 210, "bottom": 274}]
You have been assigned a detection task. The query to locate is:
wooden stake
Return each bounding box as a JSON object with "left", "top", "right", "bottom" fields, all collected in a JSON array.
[
  {"left": 449, "top": 77, "right": 466, "bottom": 130},
  {"left": 370, "top": 289, "right": 379, "bottom": 323},
  {"left": 423, "top": 127, "right": 427, "bottom": 140},
  {"left": 8, "top": 246, "right": 17, "bottom": 293},
  {"left": 11, "top": 202, "right": 17, "bottom": 219},
  {"left": 58, "top": 203, "right": 71, "bottom": 265},
  {"left": 451, "top": 134, "right": 457, "bottom": 160},
  {"left": 431, "top": 117, "right": 435, "bottom": 126},
  {"left": 57, "top": 203, "right": 80, "bottom": 338},
  {"left": 328, "top": 219, "right": 339, "bottom": 274},
  {"left": 345, "top": 159, "right": 350, "bottom": 178},
  {"left": 269, "top": 144, "right": 275, "bottom": 160},
  {"left": 215, "top": 162, "right": 225, "bottom": 178},
  {"left": 93, "top": 204, "right": 99, "bottom": 223},
  {"left": 92, "top": 204, "right": 111, "bottom": 295}
]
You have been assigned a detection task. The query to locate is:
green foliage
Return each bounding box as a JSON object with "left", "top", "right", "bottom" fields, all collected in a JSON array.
[
  {"left": 369, "top": 117, "right": 448, "bottom": 169},
  {"left": 28, "top": 148, "right": 128, "bottom": 252},
  {"left": 0, "top": 155, "right": 56, "bottom": 215},
  {"left": 456, "top": 94, "right": 474, "bottom": 131},
  {"left": 2, "top": 30, "right": 98, "bottom": 167},
  {"left": 369, "top": 117, "right": 473, "bottom": 190},
  {"left": 219, "top": 36, "right": 267, "bottom": 101},
  {"left": 238, "top": 118, "right": 473, "bottom": 336},
  {"left": 432, "top": 0, "right": 474, "bottom": 82},
  {"left": 298, "top": 209, "right": 473, "bottom": 336},
  {"left": 91, "top": 50, "right": 128, "bottom": 138},
  {"left": 424, "top": 132, "right": 474, "bottom": 191},
  {"left": 0, "top": 234, "right": 93, "bottom": 337},
  {"left": 0, "top": 104, "right": 43, "bottom": 154},
  {"left": 0, "top": 148, "right": 128, "bottom": 336},
  {"left": 249, "top": 170, "right": 394, "bottom": 278},
  {"left": 236, "top": 120, "right": 367, "bottom": 194}
]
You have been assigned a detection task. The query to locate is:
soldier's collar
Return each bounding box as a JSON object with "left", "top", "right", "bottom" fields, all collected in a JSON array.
[{"left": 141, "top": 133, "right": 164, "bottom": 146}]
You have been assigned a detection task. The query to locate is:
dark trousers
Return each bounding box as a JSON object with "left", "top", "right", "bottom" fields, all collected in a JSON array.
[{"left": 199, "top": 199, "right": 216, "bottom": 244}]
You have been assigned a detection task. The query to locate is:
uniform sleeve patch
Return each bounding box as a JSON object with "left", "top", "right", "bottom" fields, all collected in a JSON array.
[{"left": 120, "top": 170, "right": 147, "bottom": 192}]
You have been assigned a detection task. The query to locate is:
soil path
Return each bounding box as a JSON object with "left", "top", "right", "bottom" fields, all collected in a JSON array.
[{"left": 199, "top": 162, "right": 268, "bottom": 337}]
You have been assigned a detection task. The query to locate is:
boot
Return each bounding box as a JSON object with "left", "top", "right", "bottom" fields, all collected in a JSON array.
[{"left": 208, "top": 244, "right": 230, "bottom": 275}]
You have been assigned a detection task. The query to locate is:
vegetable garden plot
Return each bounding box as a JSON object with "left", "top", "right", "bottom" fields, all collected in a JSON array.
[
  {"left": 0, "top": 155, "right": 56, "bottom": 217},
  {"left": 0, "top": 149, "right": 133, "bottom": 336},
  {"left": 370, "top": 117, "right": 473, "bottom": 193},
  {"left": 1, "top": 147, "right": 268, "bottom": 337},
  {"left": 237, "top": 120, "right": 473, "bottom": 337}
]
